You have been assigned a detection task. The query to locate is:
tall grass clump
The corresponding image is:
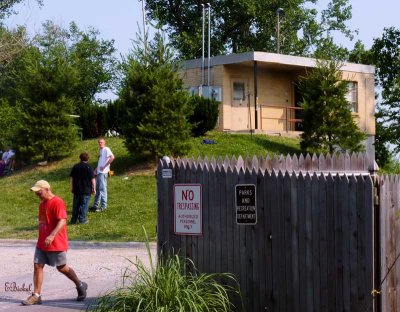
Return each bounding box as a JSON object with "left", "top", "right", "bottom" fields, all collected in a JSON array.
[{"left": 89, "top": 229, "right": 239, "bottom": 312}]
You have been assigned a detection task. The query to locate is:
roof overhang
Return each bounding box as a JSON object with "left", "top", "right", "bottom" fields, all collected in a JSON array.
[{"left": 184, "top": 51, "right": 375, "bottom": 74}]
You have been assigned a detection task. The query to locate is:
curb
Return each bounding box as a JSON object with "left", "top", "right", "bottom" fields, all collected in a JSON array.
[{"left": 0, "top": 239, "right": 156, "bottom": 249}]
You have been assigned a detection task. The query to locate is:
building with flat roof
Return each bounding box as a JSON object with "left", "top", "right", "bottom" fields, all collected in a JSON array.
[{"left": 181, "top": 51, "right": 376, "bottom": 159}]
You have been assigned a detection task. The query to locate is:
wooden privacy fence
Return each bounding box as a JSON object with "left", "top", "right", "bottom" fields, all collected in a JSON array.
[
  {"left": 379, "top": 175, "right": 400, "bottom": 312},
  {"left": 157, "top": 153, "right": 375, "bottom": 312}
]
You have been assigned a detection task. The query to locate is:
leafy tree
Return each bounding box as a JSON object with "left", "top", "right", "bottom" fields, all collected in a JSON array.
[
  {"left": 67, "top": 22, "right": 117, "bottom": 107},
  {"left": 0, "top": 1, "right": 42, "bottom": 65},
  {"left": 370, "top": 27, "right": 400, "bottom": 155},
  {"left": 0, "top": 0, "right": 42, "bottom": 20},
  {"left": 145, "top": 0, "right": 355, "bottom": 59},
  {"left": 348, "top": 40, "right": 373, "bottom": 64},
  {"left": 297, "top": 60, "right": 365, "bottom": 153},
  {"left": 374, "top": 115, "right": 391, "bottom": 167},
  {"left": 0, "top": 25, "right": 29, "bottom": 66},
  {"left": 119, "top": 32, "right": 192, "bottom": 158},
  {"left": 313, "top": 36, "right": 351, "bottom": 61}
]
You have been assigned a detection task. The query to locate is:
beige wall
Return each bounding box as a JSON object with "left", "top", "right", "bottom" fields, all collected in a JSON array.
[
  {"left": 181, "top": 63, "right": 375, "bottom": 136},
  {"left": 181, "top": 66, "right": 225, "bottom": 130},
  {"left": 341, "top": 71, "right": 376, "bottom": 135}
]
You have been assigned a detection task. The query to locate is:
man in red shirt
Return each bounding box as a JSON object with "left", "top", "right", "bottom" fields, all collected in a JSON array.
[{"left": 22, "top": 180, "right": 88, "bottom": 306}]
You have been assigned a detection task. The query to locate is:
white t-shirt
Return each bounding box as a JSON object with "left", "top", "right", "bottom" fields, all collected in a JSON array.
[
  {"left": 97, "top": 146, "right": 114, "bottom": 174},
  {"left": 2, "top": 150, "right": 15, "bottom": 164}
]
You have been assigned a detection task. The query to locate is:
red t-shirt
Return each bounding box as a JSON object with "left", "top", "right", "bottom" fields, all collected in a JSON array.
[{"left": 37, "top": 196, "right": 69, "bottom": 251}]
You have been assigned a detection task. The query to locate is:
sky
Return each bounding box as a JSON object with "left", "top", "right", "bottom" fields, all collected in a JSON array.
[
  {"left": 5, "top": 0, "right": 143, "bottom": 57},
  {"left": 4, "top": 0, "right": 400, "bottom": 57}
]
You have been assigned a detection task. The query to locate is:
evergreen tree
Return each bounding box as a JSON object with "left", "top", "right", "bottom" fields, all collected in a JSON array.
[
  {"left": 297, "top": 60, "right": 365, "bottom": 154},
  {"left": 10, "top": 40, "right": 77, "bottom": 162},
  {"left": 119, "top": 32, "right": 192, "bottom": 158},
  {"left": 0, "top": 99, "right": 21, "bottom": 149},
  {"left": 17, "top": 97, "right": 77, "bottom": 162},
  {"left": 106, "top": 99, "right": 125, "bottom": 135},
  {"left": 78, "top": 104, "right": 102, "bottom": 139},
  {"left": 0, "top": 21, "right": 118, "bottom": 157}
]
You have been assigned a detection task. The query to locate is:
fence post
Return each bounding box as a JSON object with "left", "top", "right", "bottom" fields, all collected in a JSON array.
[{"left": 373, "top": 176, "right": 381, "bottom": 312}]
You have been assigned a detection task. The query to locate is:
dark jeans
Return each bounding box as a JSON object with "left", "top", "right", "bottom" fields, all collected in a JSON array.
[
  {"left": 71, "top": 194, "right": 91, "bottom": 224},
  {"left": 0, "top": 163, "right": 5, "bottom": 176}
]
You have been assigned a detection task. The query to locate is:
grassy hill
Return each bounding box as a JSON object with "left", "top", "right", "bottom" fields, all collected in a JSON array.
[{"left": 0, "top": 132, "right": 301, "bottom": 242}]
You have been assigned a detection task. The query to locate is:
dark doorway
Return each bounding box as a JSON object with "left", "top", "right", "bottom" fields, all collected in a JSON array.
[{"left": 294, "top": 84, "right": 303, "bottom": 131}]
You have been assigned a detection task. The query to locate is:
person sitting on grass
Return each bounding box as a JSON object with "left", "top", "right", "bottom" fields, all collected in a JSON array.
[{"left": 0, "top": 145, "right": 15, "bottom": 176}]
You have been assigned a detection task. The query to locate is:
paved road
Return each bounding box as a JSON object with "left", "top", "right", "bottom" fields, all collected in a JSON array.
[{"left": 0, "top": 240, "right": 156, "bottom": 312}]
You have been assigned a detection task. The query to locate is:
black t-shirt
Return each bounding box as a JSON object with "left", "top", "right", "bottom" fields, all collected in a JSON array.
[{"left": 70, "top": 162, "right": 95, "bottom": 195}]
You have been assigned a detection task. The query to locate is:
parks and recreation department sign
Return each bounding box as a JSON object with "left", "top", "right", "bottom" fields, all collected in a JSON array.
[
  {"left": 235, "top": 184, "right": 257, "bottom": 225},
  {"left": 174, "top": 184, "right": 202, "bottom": 235}
]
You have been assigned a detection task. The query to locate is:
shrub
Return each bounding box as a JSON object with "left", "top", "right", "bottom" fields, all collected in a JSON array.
[
  {"left": 90, "top": 230, "right": 239, "bottom": 312},
  {"left": 189, "top": 95, "right": 219, "bottom": 137},
  {"left": 78, "top": 104, "right": 109, "bottom": 139}
]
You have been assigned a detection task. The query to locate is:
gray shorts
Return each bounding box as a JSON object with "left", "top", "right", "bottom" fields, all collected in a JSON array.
[{"left": 34, "top": 247, "right": 67, "bottom": 267}]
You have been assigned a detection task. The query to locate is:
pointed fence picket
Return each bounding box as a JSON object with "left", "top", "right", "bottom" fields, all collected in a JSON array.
[{"left": 162, "top": 152, "right": 371, "bottom": 175}]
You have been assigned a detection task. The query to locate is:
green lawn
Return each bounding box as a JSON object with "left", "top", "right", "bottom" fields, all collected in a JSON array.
[{"left": 0, "top": 132, "right": 301, "bottom": 242}]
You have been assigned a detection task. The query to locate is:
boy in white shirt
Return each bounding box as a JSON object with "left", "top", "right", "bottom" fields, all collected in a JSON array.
[{"left": 90, "top": 138, "right": 114, "bottom": 212}]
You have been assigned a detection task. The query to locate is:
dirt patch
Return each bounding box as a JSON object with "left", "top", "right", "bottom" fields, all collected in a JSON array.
[{"left": 126, "top": 161, "right": 157, "bottom": 176}]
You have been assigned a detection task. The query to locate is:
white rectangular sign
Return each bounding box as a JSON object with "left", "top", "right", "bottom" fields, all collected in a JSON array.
[
  {"left": 174, "top": 184, "right": 202, "bottom": 235},
  {"left": 162, "top": 169, "right": 172, "bottom": 178}
]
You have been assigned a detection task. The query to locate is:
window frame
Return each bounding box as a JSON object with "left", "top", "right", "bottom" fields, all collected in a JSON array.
[
  {"left": 232, "top": 81, "right": 246, "bottom": 102},
  {"left": 346, "top": 81, "right": 358, "bottom": 113}
]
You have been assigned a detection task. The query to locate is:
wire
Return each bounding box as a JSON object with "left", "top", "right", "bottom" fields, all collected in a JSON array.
[{"left": 363, "top": 250, "right": 400, "bottom": 311}]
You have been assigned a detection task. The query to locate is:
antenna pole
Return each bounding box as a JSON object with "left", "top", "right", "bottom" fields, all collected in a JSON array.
[
  {"left": 142, "top": 0, "right": 147, "bottom": 56},
  {"left": 276, "top": 8, "right": 283, "bottom": 54},
  {"left": 207, "top": 3, "right": 211, "bottom": 86},
  {"left": 201, "top": 4, "right": 205, "bottom": 86}
]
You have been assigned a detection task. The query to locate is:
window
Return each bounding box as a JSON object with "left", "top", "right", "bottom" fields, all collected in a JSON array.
[
  {"left": 233, "top": 82, "right": 245, "bottom": 101},
  {"left": 346, "top": 82, "right": 358, "bottom": 113}
]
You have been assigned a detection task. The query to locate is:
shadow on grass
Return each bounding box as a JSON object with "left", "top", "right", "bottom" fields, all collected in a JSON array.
[
  {"left": 18, "top": 153, "right": 155, "bottom": 184},
  {"left": 15, "top": 225, "right": 37, "bottom": 232},
  {"left": 71, "top": 231, "right": 133, "bottom": 242},
  {"left": 252, "top": 136, "right": 302, "bottom": 156},
  {"left": 111, "top": 153, "right": 154, "bottom": 175}
]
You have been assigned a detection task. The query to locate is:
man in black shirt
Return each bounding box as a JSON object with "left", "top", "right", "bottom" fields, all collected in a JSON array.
[{"left": 69, "top": 152, "right": 95, "bottom": 224}]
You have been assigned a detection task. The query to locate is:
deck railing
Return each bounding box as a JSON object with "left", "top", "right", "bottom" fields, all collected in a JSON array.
[{"left": 260, "top": 105, "right": 303, "bottom": 131}]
